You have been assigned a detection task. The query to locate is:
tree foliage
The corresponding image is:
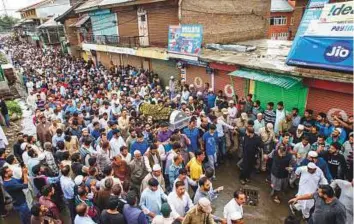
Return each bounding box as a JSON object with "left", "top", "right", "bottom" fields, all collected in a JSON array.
[{"left": 0, "top": 15, "right": 20, "bottom": 32}]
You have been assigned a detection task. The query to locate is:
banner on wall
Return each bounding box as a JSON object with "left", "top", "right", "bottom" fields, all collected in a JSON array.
[
  {"left": 286, "top": 0, "right": 353, "bottom": 72},
  {"left": 168, "top": 24, "right": 203, "bottom": 56}
]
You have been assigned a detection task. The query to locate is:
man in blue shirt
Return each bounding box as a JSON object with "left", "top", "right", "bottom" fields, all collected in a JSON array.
[
  {"left": 131, "top": 133, "right": 149, "bottom": 155},
  {"left": 206, "top": 89, "right": 216, "bottom": 111},
  {"left": 60, "top": 165, "right": 76, "bottom": 223},
  {"left": 202, "top": 124, "right": 218, "bottom": 178},
  {"left": 0, "top": 166, "right": 31, "bottom": 224},
  {"left": 183, "top": 119, "right": 200, "bottom": 154}
]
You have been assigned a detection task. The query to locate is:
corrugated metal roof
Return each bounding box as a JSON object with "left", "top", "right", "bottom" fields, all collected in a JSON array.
[
  {"left": 75, "top": 0, "right": 103, "bottom": 12},
  {"left": 99, "top": 0, "right": 133, "bottom": 7},
  {"left": 271, "top": 0, "right": 294, "bottom": 12},
  {"left": 38, "top": 17, "right": 63, "bottom": 28},
  {"left": 229, "top": 68, "right": 301, "bottom": 89},
  {"left": 70, "top": 15, "right": 90, "bottom": 27}
]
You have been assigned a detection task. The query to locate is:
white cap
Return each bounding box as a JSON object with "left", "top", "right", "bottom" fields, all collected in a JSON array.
[
  {"left": 257, "top": 113, "right": 263, "bottom": 117},
  {"left": 335, "top": 128, "right": 342, "bottom": 134},
  {"left": 152, "top": 164, "right": 161, "bottom": 171},
  {"left": 266, "top": 123, "right": 273, "bottom": 129},
  {"left": 165, "top": 86, "right": 170, "bottom": 90},
  {"left": 298, "top": 124, "right": 305, "bottom": 130},
  {"left": 307, "top": 162, "right": 317, "bottom": 169},
  {"left": 241, "top": 113, "right": 248, "bottom": 120},
  {"left": 74, "top": 175, "right": 84, "bottom": 185},
  {"left": 176, "top": 94, "right": 181, "bottom": 98},
  {"left": 170, "top": 76, "right": 174, "bottom": 79},
  {"left": 230, "top": 212, "right": 242, "bottom": 221},
  {"left": 134, "top": 150, "right": 141, "bottom": 155},
  {"left": 189, "top": 84, "right": 194, "bottom": 88},
  {"left": 208, "top": 88, "right": 213, "bottom": 92},
  {"left": 308, "top": 151, "right": 318, "bottom": 158},
  {"left": 229, "top": 100, "right": 234, "bottom": 104}
]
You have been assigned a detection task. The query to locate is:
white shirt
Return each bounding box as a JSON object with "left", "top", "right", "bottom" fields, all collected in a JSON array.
[
  {"left": 109, "top": 136, "right": 126, "bottom": 157},
  {"left": 8, "top": 164, "right": 22, "bottom": 179},
  {"left": 216, "top": 117, "right": 234, "bottom": 137},
  {"left": 121, "top": 153, "right": 132, "bottom": 163},
  {"left": 228, "top": 106, "right": 237, "bottom": 118},
  {"left": 74, "top": 215, "right": 96, "bottom": 224},
  {"left": 99, "top": 118, "right": 109, "bottom": 129},
  {"left": 223, "top": 198, "right": 243, "bottom": 224},
  {"left": 274, "top": 109, "right": 285, "bottom": 133},
  {"left": 295, "top": 166, "right": 328, "bottom": 196},
  {"left": 172, "top": 177, "right": 197, "bottom": 192},
  {"left": 167, "top": 191, "right": 193, "bottom": 218},
  {"left": 151, "top": 216, "right": 174, "bottom": 224}
]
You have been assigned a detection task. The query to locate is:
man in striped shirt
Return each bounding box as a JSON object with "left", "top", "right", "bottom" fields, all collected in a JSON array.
[{"left": 264, "top": 102, "right": 276, "bottom": 126}]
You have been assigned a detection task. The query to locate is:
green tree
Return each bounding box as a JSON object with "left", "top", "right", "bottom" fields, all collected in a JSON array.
[{"left": 0, "top": 15, "right": 19, "bottom": 32}]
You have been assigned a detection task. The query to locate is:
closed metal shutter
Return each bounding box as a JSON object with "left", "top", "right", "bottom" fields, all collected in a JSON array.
[
  {"left": 186, "top": 65, "right": 211, "bottom": 91},
  {"left": 254, "top": 81, "right": 308, "bottom": 114},
  {"left": 151, "top": 59, "right": 179, "bottom": 87},
  {"left": 306, "top": 88, "right": 353, "bottom": 116}
]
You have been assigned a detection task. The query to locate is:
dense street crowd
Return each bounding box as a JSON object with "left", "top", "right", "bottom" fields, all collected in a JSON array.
[{"left": 0, "top": 37, "right": 352, "bottom": 224}]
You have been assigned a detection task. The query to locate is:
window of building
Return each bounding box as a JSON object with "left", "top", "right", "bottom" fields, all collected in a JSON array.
[
  {"left": 290, "top": 16, "right": 294, "bottom": 25},
  {"left": 277, "top": 32, "right": 289, "bottom": 40},
  {"left": 271, "top": 33, "right": 277, "bottom": 40},
  {"left": 270, "top": 16, "right": 287, "bottom": 26}
]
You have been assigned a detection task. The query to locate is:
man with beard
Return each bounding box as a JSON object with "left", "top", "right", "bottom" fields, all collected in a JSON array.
[
  {"left": 300, "top": 151, "right": 333, "bottom": 182},
  {"left": 291, "top": 163, "right": 328, "bottom": 219},
  {"left": 326, "top": 128, "right": 345, "bottom": 145},
  {"left": 130, "top": 150, "right": 149, "bottom": 196},
  {"left": 320, "top": 142, "right": 347, "bottom": 179},
  {"left": 265, "top": 144, "right": 295, "bottom": 203},
  {"left": 141, "top": 164, "right": 165, "bottom": 193},
  {"left": 289, "top": 184, "right": 346, "bottom": 224},
  {"left": 36, "top": 115, "right": 52, "bottom": 146},
  {"left": 239, "top": 127, "right": 263, "bottom": 185}
]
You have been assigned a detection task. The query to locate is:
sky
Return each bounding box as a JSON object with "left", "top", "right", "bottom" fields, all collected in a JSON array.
[{"left": 0, "top": 0, "right": 39, "bottom": 17}]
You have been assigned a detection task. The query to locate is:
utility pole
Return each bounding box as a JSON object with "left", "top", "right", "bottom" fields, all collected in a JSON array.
[{"left": 1, "top": 0, "right": 8, "bottom": 16}]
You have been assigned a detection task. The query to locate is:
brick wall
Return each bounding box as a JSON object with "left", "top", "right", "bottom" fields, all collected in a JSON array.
[
  {"left": 114, "top": 6, "right": 139, "bottom": 37},
  {"left": 145, "top": 2, "right": 179, "bottom": 47},
  {"left": 64, "top": 18, "right": 79, "bottom": 45},
  {"left": 268, "top": 11, "right": 293, "bottom": 40},
  {"left": 306, "top": 87, "right": 353, "bottom": 116},
  {"left": 181, "top": 0, "right": 271, "bottom": 44}
]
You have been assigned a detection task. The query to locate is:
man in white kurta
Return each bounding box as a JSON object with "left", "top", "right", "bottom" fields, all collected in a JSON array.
[{"left": 294, "top": 163, "right": 328, "bottom": 218}]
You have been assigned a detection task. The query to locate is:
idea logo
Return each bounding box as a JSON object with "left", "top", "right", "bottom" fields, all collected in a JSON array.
[{"left": 324, "top": 41, "right": 352, "bottom": 63}]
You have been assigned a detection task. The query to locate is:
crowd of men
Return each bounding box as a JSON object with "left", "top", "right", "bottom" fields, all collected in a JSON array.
[{"left": 0, "top": 37, "right": 352, "bottom": 224}]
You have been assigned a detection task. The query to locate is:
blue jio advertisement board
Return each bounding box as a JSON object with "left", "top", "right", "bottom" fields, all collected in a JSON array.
[
  {"left": 286, "top": 36, "right": 353, "bottom": 72},
  {"left": 286, "top": 0, "right": 354, "bottom": 72},
  {"left": 168, "top": 25, "right": 203, "bottom": 56}
]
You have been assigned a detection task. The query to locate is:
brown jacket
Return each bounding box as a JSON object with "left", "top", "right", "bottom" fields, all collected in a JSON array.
[{"left": 36, "top": 122, "right": 52, "bottom": 144}]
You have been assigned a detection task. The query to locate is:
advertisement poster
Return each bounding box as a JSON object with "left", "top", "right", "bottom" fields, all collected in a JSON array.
[
  {"left": 286, "top": 0, "right": 353, "bottom": 72},
  {"left": 286, "top": 36, "right": 353, "bottom": 72},
  {"left": 168, "top": 25, "right": 203, "bottom": 56},
  {"left": 319, "top": 2, "right": 354, "bottom": 23}
]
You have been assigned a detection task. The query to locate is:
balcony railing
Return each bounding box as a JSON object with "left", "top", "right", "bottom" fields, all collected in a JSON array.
[{"left": 83, "top": 34, "right": 144, "bottom": 48}]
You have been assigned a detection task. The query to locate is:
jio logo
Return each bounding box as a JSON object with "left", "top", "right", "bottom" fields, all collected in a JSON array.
[{"left": 324, "top": 41, "right": 352, "bottom": 63}]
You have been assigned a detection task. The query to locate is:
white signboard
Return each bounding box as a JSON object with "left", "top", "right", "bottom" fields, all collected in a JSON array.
[
  {"left": 305, "top": 20, "right": 354, "bottom": 37},
  {"left": 82, "top": 43, "right": 136, "bottom": 55},
  {"left": 319, "top": 1, "right": 354, "bottom": 23}
]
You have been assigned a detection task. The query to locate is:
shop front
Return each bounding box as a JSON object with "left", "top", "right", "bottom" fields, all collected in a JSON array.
[
  {"left": 304, "top": 79, "right": 353, "bottom": 118},
  {"left": 229, "top": 68, "right": 308, "bottom": 114}
]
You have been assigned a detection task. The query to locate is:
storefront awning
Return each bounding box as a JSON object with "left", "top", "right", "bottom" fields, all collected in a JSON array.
[{"left": 229, "top": 68, "right": 302, "bottom": 89}]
